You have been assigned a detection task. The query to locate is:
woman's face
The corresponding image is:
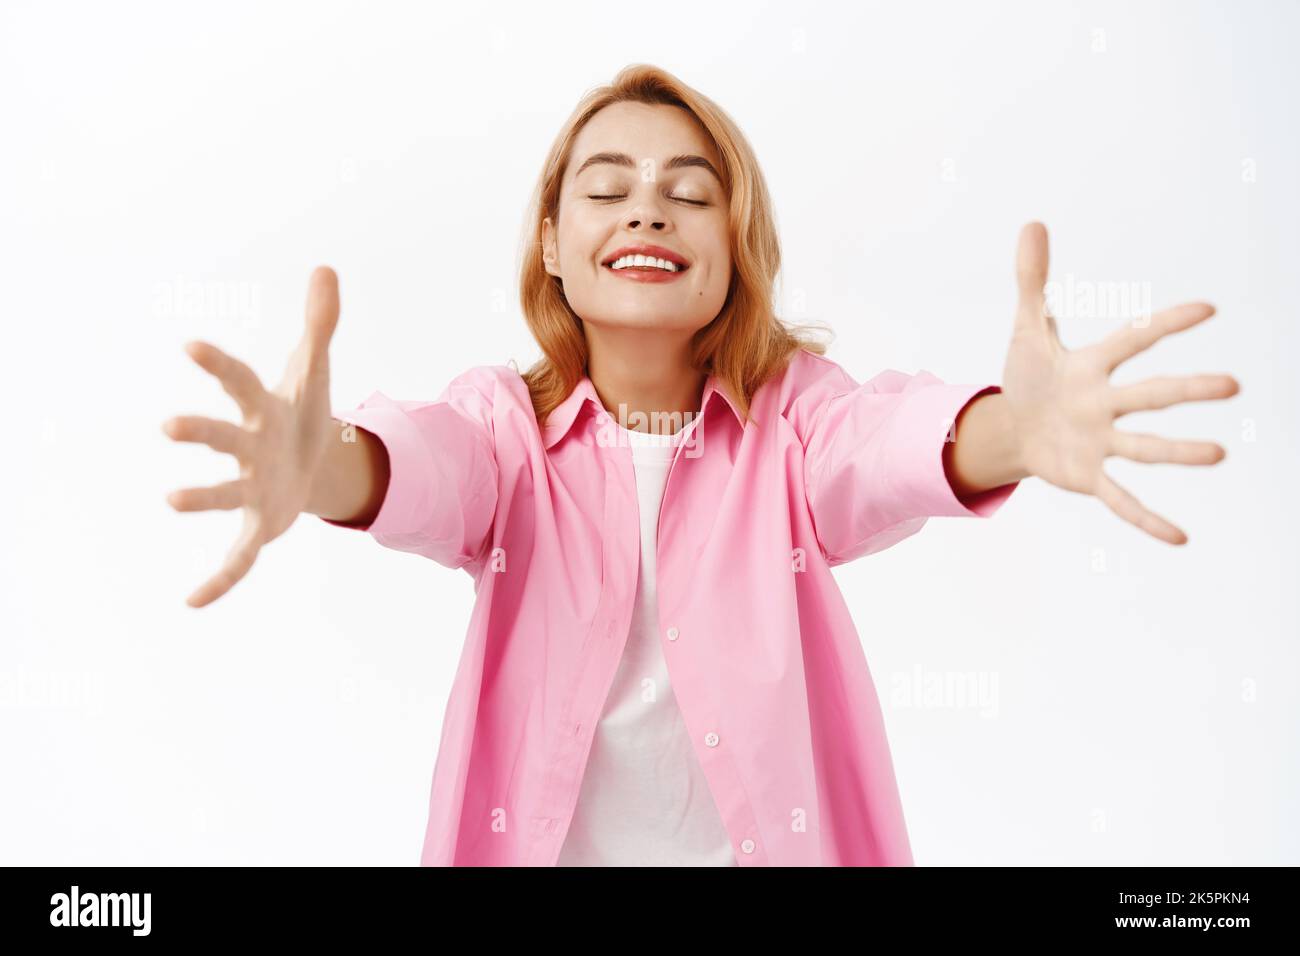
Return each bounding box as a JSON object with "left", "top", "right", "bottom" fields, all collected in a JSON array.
[{"left": 542, "top": 101, "right": 732, "bottom": 336}]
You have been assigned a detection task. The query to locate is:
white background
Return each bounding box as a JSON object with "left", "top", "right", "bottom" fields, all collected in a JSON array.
[{"left": 1, "top": 0, "right": 1295, "bottom": 865}]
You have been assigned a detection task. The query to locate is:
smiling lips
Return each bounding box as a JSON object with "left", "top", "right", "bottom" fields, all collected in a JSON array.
[{"left": 600, "top": 243, "right": 691, "bottom": 283}]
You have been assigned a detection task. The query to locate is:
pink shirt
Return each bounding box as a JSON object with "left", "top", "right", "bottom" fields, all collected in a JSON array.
[{"left": 323, "top": 347, "right": 1020, "bottom": 866}]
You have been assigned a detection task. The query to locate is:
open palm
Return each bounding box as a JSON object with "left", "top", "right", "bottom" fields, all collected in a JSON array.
[
  {"left": 1002, "top": 223, "right": 1239, "bottom": 545},
  {"left": 163, "top": 267, "right": 341, "bottom": 606}
]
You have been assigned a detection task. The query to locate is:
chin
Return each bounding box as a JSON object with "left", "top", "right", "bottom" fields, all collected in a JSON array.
[{"left": 588, "top": 309, "right": 706, "bottom": 332}]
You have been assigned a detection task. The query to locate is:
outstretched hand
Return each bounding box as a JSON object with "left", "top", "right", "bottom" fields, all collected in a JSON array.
[
  {"left": 163, "top": 266, "right": 341, "bottom": 606},
  {"left": 1001, "top": 223, "right": 1239, "bottom": 545}
]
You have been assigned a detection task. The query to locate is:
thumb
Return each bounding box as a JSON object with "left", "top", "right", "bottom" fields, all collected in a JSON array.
[
  {"left": 303, "top": 265, "right": 340, "bottom": 366},
  {"left": 1014, "top": 221, "right": 1049, "bottom": 332}
]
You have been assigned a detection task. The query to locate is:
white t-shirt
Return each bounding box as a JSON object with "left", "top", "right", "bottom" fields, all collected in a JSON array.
[{"left": 556, "top": 419, "right": 738, "bottom": 867}]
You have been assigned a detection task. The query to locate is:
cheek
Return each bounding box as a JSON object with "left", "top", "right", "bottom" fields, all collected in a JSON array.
[
  {"left": 701, "top": 227, "right": 730, "bottom": 281},
  {"left": 562, "top": 223, "right": 604, "bottom": 270},
  {"left": 706, "top": 248, "right": 732, "bottom": 286}
]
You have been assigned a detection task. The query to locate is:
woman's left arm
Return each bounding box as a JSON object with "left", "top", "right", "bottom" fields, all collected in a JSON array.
[
  {"left": 944, "top": 222, "right": 1241, "bottom": 545},
  {"left": 943, "top": 390, "right": 1027, "bottom": 500}
]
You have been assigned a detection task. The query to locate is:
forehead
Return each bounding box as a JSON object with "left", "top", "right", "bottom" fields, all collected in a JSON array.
[{"left": 568, "top": 101, "right": 720, "bottom": 174}]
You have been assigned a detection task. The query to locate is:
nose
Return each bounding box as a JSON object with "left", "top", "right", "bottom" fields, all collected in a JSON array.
[
  {"left": 624, "top": 189, "right": 670, "bottom": 231},
  {"left": 624, "top": 213, "right": 667, "bottom": 231}
]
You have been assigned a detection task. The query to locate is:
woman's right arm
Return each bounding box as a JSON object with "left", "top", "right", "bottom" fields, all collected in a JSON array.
[{"left": 304, "top": 420, "right": 391, "bottom": 529}]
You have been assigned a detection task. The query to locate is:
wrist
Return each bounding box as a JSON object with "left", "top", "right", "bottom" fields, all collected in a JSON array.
[
  {"left": 946, "top": 390, "right": 1029, "bottom": 499},
  {"left": 988, "top": 391, "right": 1031, "bottom": 485},
  {"left": 304, "top": 420, "right": 348, "bottom": 519}
]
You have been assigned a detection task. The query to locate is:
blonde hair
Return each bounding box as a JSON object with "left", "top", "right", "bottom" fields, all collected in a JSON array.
[{"left": 517, "top": 63, "right": 830, "bottom": 428}]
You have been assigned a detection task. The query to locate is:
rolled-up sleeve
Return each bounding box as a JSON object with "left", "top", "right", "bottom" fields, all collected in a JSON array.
[
  {"left": 320, "top": 372, "right": 499, "bottom": 571},
  {"left": 802, "top": 368, "right": 1019, "bottom": 566}
]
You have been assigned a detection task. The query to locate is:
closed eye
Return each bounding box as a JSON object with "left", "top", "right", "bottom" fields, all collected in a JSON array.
[{"left": 587, "top": 194, "right": 709, "bottom": 207}]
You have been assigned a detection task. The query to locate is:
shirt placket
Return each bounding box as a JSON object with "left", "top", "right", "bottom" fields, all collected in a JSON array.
[
  {"left": 537, "top": 417, "right": 643, "bottom": 864},
  {"left": 652, "top": 409, "right": 769, "bottom": 866}
]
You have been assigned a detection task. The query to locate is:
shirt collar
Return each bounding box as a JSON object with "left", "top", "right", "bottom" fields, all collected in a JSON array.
[{"left": 542, "top": 370, "right": 744, "bottom": 450}]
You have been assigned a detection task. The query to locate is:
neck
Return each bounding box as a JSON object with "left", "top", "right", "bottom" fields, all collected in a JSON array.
[{"left": 584, "top": 326, "right": 706, "bottom": 435}]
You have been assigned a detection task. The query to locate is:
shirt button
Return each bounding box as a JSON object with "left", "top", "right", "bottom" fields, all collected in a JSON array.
[
  {"left": 666, "top": 625, "right": 680, "bottom": 641},
  {"left": 704, "top": 731, "right": 719, "bottom": 747},
  {"left": 741, "top": 839, "right": 756, "bottom": 854}
]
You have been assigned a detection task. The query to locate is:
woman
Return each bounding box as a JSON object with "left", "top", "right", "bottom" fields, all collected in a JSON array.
[{"left": 161, "top": 64, "right": 1239, "bottom": 866}]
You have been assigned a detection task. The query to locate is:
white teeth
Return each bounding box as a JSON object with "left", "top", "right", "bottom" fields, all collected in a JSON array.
[{"left": 607, "top": 254, "right": 681, "bottom": 272}]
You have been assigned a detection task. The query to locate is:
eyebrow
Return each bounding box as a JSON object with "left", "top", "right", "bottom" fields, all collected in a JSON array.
[{"left": 573, "top": 151, "right": 723, "bottom": 185}]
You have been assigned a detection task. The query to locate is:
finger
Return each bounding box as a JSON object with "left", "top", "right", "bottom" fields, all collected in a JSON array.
[
  {"left": 302, "top": 265, "right": 340, "bottom": 368},
  {"left": 166, "top": 479, "right": 250, "bottom": 512},
  {"left": 183, "top": 340, "right": 266, "bottom": 418},
  {"left": 1013, "top": 221, "right": 1050, "bottom": 338},
  {"left": 1110, "top": 373, "right": 1241, "bottom": 416},
  {"left": 1094, "top": 471, "right": 1188, "bottom": 545},
  {"left": 161, "top": 415, "right": 252, "bottom": 460},
  {"left": 1096, "top": 301, "right": 1216, "bottom": 374},
  {"left": 1108, "top": 429, "right": 1226, "bottom": 465},
  {"left": 186, "top": 513, "right": 263, "bottom": 608}
]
